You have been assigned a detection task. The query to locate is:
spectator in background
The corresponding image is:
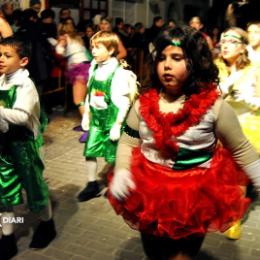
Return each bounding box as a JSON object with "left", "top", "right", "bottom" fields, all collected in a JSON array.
[
  {"left": 146, "top": 16, "right": 164, "bottom": 45},
  {"left": 57, "top": 7, "right": 72, "bottom": 33},
  {"left": 113, "top": 17, "right": 129, "bottom": 47},
  {"left": 16, "top": 8, "right": 52, "bottom": 98},
  {"left": 59, "top": 7, "right": 71, "bottom": 23},
  {"left": 77, "top": 12, "right": 92, "bottom": 36},
  {"left": 131, "top": 22, "right": 147, "bottom": 53},
  {"left": 1, "top": 2, "right": 14, "bottom": 25},
  {"left": 209, "top": 25, "right": 222, "bottom": 58},
  {"left": 247, "top": 20, "right": 260, "bottom": 66},
  {"left": 145, "top": 16, "right": 164, "bottom": 55},
  {"left": 29, "top": 0, "right": 42, "bottom": 15},
  {"left": 40, "top": 8, "right": 57, "bottom": 39},
  {"left": 167, "top": 18, "right": 177, "bottom": 29},
  {"left": 11, "top": 9, "right": 23, "bottom": 33},
  {"left": 99, "top": 16, "right": 127, "bottom": 59},
  {"left": 189, "top": 16, "right": 214, "bottom": 51},
  {"left": 82, "top": 23, "right": 95, "bottom": 50},
  {"left": 225, "top": 0, "right": 259, "bottom": 30}
]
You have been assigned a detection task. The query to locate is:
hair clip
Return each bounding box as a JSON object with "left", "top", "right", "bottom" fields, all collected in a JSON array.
[{"left": 171, "top": 39, "right": 181, "bottom": 47}]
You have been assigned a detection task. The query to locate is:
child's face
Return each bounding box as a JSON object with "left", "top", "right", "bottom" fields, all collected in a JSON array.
[
  {"left": 157, "top": 45, "right": 189, "bottom": 97},
  {"left": 247, "top": 24, "right": 260, "bottom": 49},
  {"left": 0, "top": 45, "right": 28, "bottom": 75},
  {"left": 91, "top": 42, "right": 113, "bottom": 63},
  {"left": 220, "top": 30, "right": 245, "bottom": 63},
  {"left": 99, "top": 20, "right": 111, "bottom": 32},
  {"left": 189, "top": 17, "right": 203, "bottom": 31},
  {"left": 86, "top": 27, "right": 94, "bottom": 38}
]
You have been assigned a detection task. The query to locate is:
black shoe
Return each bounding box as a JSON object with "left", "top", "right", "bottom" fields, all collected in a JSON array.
[
  {"left": 0, "top": 234, "right": 18, "bottom": 259},
  {"left": 77, "top": 181, "right": 101, "bottom": 202},
  {"left": 29, "top": 218, "right": 56, "bottom": 249}
]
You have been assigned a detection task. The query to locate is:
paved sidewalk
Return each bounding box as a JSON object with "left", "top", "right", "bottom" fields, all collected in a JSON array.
[{"left": 10, "top": 111, "right": 260, "bottom": 260}]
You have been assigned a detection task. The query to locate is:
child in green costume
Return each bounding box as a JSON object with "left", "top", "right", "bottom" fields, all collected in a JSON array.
[
  {"left": 0, "top": 36, "right": 56, "bottom": 259},
  {"left": 77, "top": 31, "right": 137, "bottom": 202}
]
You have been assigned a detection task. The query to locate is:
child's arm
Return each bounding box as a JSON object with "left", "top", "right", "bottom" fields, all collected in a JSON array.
[
  {"left": 0, "top": 118, "right": 9, "bottom": 133},
  {"left": 110, "top": 101, "right": 141, "bottom": 199},
  {"left": 0, "top": 17, "right": 13, "bottom": 38},
  {"left": 0, "top": 107, "right": 29, "bottom": 125},
  {"left": 81, "top": 95, "right": 90, "bottom": 131},
  {"left": 117, "top": 39, "right": 127, "bottom": 60},
  {"left": 0, "top": 80, "right": 39, "bottom": 127},
  {"left": 214, "top": 98, "right": 260, "bottom": 192},
  {"left": 55, "top": 35, "right": 67, "bottom": 56},
  {"left": 109, "top": 69, "right": 137, "bottom": 141}
]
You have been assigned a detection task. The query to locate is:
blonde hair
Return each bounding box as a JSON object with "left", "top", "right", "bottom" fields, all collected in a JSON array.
[
  {"left": 90, "top": 31, "right": 119, "bottom": 56},
  {"left": 220, "top": 27, "right": 250, "bottom": 70},
  {"left": 58, "top": 21, "right": 84, "bottom": 45}
]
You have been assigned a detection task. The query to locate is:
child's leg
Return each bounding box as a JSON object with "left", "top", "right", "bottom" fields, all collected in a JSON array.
[
  {"left": 224, "top": 185, "right": 246, "bottom": 240},
  {"left": 77, "top": 158, "right": 102, "bottom": 202},
  {"left": 72, "top": 79, "right": 87, "bottom": 116},
  {"left": 29, "top": 199, "right": 56, "bottom": 249},
  {"left": 140, "top": 233, "right": 204, "bottom": 260},
  {"left": 86, "top": 158, "right": 98, "bottom": 182},
  {"left": 98, "top": 163, "right": 114, "bottom": 188},
  {"left": 0, "top": 209, "right": 18, "bottom": 259}
]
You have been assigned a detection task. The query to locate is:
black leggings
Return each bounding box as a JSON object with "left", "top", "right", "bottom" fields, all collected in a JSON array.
[{"left": 141, "top": 233, "right": 205, "bottom": 260}]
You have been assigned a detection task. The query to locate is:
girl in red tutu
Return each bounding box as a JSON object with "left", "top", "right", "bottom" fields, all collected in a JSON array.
[{"left": 108, "top": 26, "right": 260, "bottom": 260}]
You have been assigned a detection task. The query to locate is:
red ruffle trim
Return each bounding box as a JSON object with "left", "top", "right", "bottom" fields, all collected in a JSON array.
[{"left": 108, "top": 147, "right": 250, "bottom": 239}]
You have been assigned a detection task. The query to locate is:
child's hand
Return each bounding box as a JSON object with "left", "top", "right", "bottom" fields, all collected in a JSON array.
[
  {"left": 109, "top": 123, "right": 121, "bottom": 141},
  {"left": 0, "top": 118, "right": 9, "bottom": 133},
  {"left": 110, "top": 169, "right": 135, "bottom": 200},
  {"left": 81, "top": 113, "right": 90, "bottom": 131}
]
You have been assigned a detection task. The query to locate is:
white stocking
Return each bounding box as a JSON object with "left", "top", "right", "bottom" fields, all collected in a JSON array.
[
  {"left": 1, "top": 211, "right": 15, "bottom": 235},
  {"left": 86, "top": 158, "right": 97, "bottom": 182},
  {"left": 39, "top": 199, "right": 52, "bottom": 222}
]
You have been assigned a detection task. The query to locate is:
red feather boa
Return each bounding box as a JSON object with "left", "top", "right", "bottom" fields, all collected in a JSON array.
[{"left": 140, "top": 85, "right": 219, "bottom": 158}]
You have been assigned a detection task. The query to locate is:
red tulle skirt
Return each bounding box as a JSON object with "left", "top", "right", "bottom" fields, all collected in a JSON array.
[{"left": 108, "top": 146, "right": 250, "bottom": 239}]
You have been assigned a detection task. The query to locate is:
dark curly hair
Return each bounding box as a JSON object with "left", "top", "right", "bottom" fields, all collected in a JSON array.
[{"left": 143, "top": 26, "right": 219, "bottom": 96}]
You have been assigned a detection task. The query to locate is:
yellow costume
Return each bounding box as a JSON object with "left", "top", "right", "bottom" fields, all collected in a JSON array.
[{"left": 216, "top": 59, "right": 260, "bottom": 153}]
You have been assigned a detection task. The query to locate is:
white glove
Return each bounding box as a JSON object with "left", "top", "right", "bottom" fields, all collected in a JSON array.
[
  {"left": 243, "top": 159, "right": 260, "bottom": 196},
  {"left": 109, "top": 123, "right": 121, "bottom": 141},
  {"left": 110, "top": 169, "right": 135, "bottom": 200},
  {"left": 0, "top": 118, "right": 9, "bottom": 133},
  {"left": 81, "top": 112, "right": 90, "bottom": 131}
]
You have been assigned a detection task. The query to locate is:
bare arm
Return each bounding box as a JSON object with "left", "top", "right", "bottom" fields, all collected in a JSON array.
[
  {"left": 116, "top": 39, "right": 127, "bottom": 60},
  {"left": 0, "top": 17, "right": 13, "bottom": 38}
]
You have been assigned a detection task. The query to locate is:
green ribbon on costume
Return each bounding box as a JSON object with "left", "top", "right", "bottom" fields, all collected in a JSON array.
[{"left": 173, "top": 147, "right": 212, "bottom": 170}]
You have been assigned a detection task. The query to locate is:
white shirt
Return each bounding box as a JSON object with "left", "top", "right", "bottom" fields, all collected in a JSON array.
[{"left": 0, "top": 68, "right": 40, "bottom": 137}]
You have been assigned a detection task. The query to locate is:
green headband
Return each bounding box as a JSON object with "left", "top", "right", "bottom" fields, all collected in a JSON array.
[
  {"left": 171, "top": 39, "right": 181, "bottom": 47},
  {"left": 223, "top": 34, "right": 242, "bottom": 41}
]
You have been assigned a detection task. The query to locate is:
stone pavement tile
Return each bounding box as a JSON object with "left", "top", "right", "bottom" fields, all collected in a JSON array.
[
  {"left": 251, "top": 248, "right": 260, "bottom": 257},
  {"left": 14, "top": 251, "right": 53, "bottom": 260},
  {"left": 239, "top": 255, "right": 260, "bottom": 260},
  {"left": 70, "top": 255, "right": 91, "bottom": 260},
  {"left": 42, "top": 246, "right": 74, "bottom": 259},
  {"left": 65, "top": 243, "right": 96, "bottom": 258}
]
